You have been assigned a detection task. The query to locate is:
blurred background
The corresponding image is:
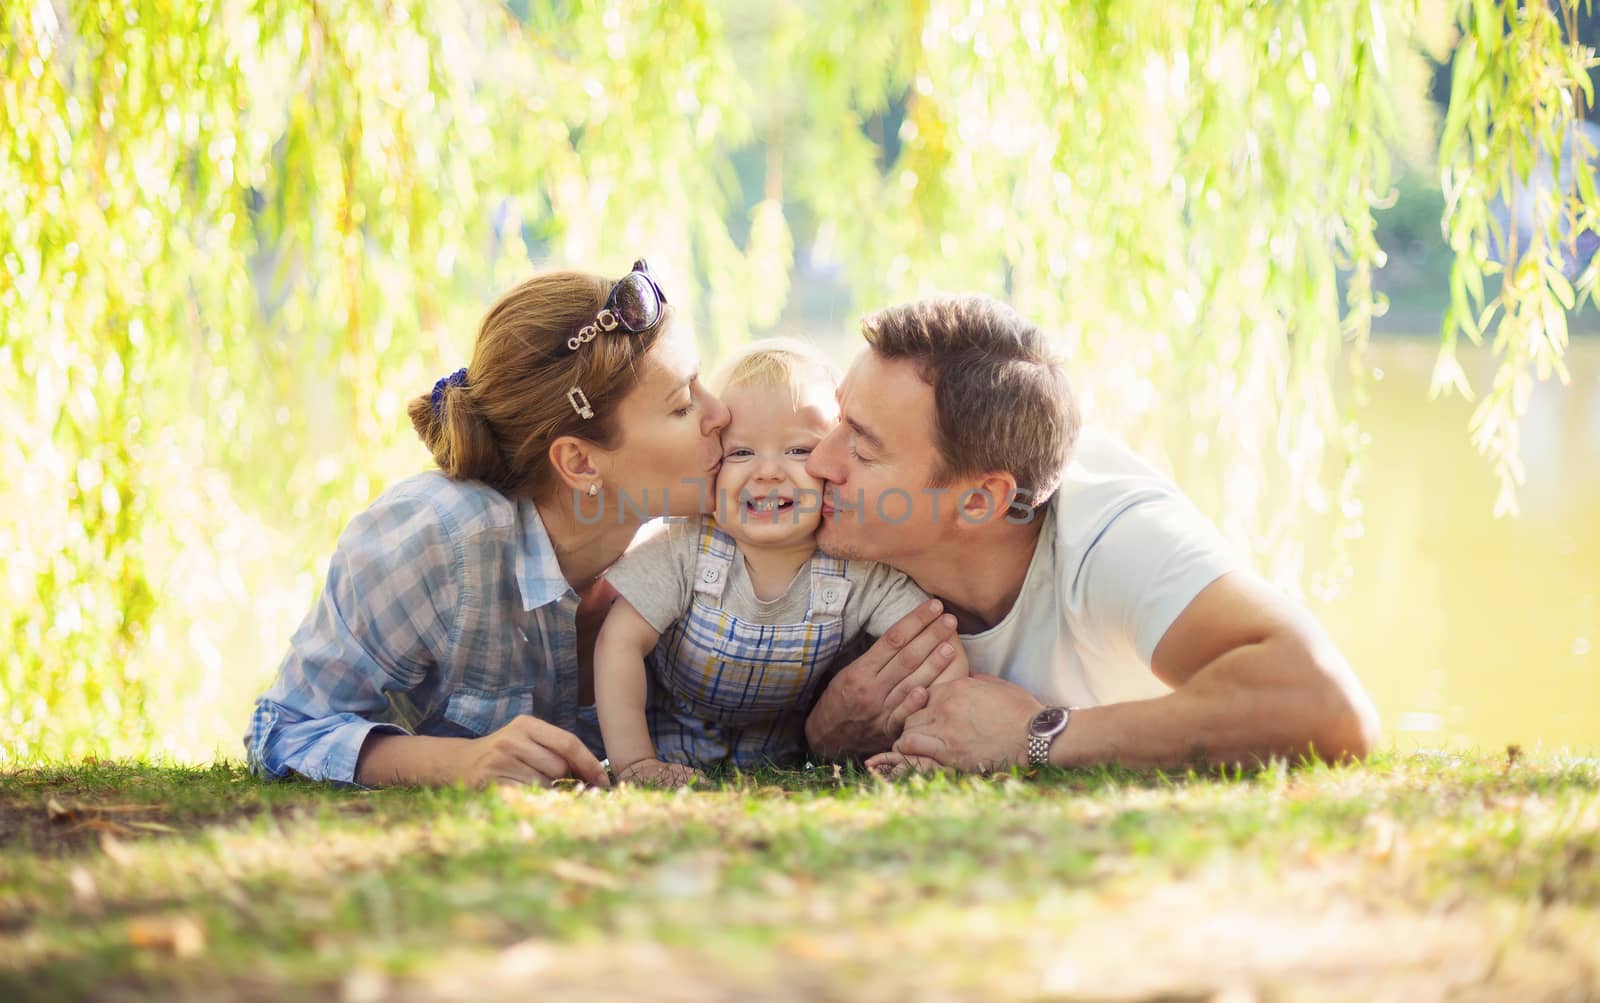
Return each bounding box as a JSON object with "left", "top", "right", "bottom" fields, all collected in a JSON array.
[{"left": 2, "top": 1, "right": 1595, "bottom": 765}]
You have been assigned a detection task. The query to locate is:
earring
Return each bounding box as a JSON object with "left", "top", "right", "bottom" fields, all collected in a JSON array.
[{"left": 587, "top": 482, "right": 600, "bottom": 498}]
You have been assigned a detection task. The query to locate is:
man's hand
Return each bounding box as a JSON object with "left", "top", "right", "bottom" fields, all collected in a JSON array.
[
  {"left": 804, "top": 599, "right": 962, "bottom": 760},
  {"left": 889, "top": 675, "right": 1044, "bottom": 773},
  {"left": 451, "top": 715, "right": 612, "bottom": 788}
]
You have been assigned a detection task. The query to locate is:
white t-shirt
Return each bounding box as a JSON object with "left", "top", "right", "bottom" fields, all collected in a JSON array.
[{"left": 959, "top": 433, "right": 1239, "bottom": 707}]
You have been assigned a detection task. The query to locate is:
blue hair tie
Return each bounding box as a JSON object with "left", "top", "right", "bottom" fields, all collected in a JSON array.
[{"left": 429, "top": 368, "right": 469, "bottom": 416}]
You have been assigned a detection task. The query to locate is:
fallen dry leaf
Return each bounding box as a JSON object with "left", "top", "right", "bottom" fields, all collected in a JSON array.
[
  {"left": 99, "top": 831, "right": 135, "bottom": 866},
  {"left": 73, "top": 817, "right": 137, "bottom": 839},
  {"left": 126, "top": 820, "right": 179, "bottom": 833},
  {"left": 1505, "top": 744, "right": 1523, "bottom": 773},
  {"left": 66, "top": 866, "right": 99, "bottom": 909},
  {"left": 549, "top": 858, "right": 623, "bottom": 890},
  {"left": 49, "top": 798, "right": 163, "bottom": 819},
  {"left": 779, "top": 931, "right": 846, "bottom": 962},
  {"left": 127, "top": 914, "right": 206, "bottom": 958},
  {"left": 46, "top": 798, "right": 80, "bottom": 824}
]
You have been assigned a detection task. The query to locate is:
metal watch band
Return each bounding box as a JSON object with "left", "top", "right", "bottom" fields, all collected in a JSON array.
[{"left": 1027, "top": 733, "right": 1052, "bottom": 766}]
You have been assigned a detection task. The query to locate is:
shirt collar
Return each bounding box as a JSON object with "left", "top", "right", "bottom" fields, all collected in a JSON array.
[{"left": 513, "top": 499, "right": 574, "bottom": 611}]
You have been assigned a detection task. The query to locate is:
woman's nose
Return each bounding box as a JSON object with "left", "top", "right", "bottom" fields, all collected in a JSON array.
[{"left": 700, "top": 387, "right": 731, "bottom": 437}]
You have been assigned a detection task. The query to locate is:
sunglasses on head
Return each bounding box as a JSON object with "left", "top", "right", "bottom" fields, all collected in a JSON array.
[{"left": 566, "top": 258, "right": 668, "bottom": 352}]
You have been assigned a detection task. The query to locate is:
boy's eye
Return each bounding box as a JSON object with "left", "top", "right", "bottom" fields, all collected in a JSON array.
[
  {"left": 787, "top": 447, "right": 814, "bottom": 458},
  {"left": 724, "top": 448, "right": 753, "bottom": 459}
]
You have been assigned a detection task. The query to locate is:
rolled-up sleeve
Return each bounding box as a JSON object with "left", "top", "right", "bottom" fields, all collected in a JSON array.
[{"left": 245, "top": 490, "right": 461, "bottom": 783}]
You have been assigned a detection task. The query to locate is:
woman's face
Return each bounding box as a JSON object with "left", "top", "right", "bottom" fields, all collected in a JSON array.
[{"left": 595, "top": 321, "right": 730, "bottom": 519}]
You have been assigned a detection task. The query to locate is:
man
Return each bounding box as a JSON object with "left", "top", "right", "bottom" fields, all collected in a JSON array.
[{"left": 801, "top": 296, "right": 1378, "bottom": 772}]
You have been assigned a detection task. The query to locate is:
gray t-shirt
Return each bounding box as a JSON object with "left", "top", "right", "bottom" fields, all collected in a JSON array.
[{"left": 606, "top": 517, "right": 929, "bottom": 640}]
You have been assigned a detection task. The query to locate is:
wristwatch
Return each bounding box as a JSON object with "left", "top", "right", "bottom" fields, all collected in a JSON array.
[{"left": 1026, "top": 706, "right": 1072, "bottom": 767}]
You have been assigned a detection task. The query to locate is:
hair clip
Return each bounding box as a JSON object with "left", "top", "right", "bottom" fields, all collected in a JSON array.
[
  {"left": 566, "top": 324, "right": 600, "bottom": 352},
  {"left": 567, "top": 387, "right": 595, "bottom": 420}
]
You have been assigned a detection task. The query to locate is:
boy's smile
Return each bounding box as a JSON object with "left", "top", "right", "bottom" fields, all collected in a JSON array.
[{"left": 713, "top": 382, "right": 838, "bottom": 550}]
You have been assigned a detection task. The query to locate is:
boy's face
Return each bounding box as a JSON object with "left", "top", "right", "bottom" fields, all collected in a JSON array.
[{"left": 713, "top": 381, "right": 837, "bottom": 551}]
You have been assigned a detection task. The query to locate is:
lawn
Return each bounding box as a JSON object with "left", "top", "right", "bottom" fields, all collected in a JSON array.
[{"left": 2, "top": 751, "right": 1596, "bottom": 1002}]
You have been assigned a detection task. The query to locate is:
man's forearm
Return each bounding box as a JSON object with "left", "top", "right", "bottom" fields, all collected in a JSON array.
[{"left": 1053, "top": 638, "right": 1379, "bottom": 769}]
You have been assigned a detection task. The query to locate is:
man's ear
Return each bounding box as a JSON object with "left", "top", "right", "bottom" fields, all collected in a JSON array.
[
  {"left": 548, "top": 434, "right": 608, "bottom": 493},
  {"left": 954, "top": 472, "right": 1021, "bottom": 528}
]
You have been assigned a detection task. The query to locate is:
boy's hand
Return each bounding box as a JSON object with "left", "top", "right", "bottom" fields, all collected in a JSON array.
[
  {"left": 616, "top": 758, "right": 704, "bottom": 787},
  {"left": 863, "top": 750, "right": 944, "bottom": 780}
]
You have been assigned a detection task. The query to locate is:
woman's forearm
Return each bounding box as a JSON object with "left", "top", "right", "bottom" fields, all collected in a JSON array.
[{"left": 354, "top": 732, "right": 469, "bottom": 787}]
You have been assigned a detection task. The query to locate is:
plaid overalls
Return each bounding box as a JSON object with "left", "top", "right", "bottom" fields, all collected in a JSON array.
[{"left": 645, "top": 520, "right": 852, "bottom": 769}]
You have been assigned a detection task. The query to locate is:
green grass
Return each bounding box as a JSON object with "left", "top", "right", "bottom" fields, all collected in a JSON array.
[{"left": 2, "top": 752, "right": 1597, "bottom": 1001}]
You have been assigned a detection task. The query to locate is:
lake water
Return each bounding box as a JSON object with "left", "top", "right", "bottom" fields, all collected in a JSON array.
[{"left": 1311, "top": 337, "right": 1600, "bottom": 754}]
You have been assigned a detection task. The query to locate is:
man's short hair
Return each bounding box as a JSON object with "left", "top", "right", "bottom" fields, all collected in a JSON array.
[{"left": 861, "top": 295, "right": 1080, "bottom": 508}]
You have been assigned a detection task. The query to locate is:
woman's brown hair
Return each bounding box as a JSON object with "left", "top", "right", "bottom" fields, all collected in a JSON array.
[{"left": 407, "top": 269, "right": 668, "bottom": 499}]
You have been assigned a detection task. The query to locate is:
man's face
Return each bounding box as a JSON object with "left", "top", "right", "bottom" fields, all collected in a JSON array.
[{"left": 804, "top": 350, "right": 952, "bottom": 562}]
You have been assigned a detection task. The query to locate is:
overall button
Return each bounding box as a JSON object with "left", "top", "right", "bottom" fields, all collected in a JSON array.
[
  {"left": 822, "top": 588, "right": 838, "bottom": 604},
  {"left": 702, "top": 567, "right": 720, "bottom": 584}
]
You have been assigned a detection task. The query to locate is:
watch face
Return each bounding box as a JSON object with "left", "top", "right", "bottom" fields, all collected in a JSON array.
[{"left": 1029, "top": 706, "right": 1068, "bottom": 737}]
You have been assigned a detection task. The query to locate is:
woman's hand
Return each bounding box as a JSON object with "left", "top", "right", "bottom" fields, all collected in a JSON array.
[
  {"left": 451, "top": 716, "right": 612, "bottom": 788},
  {"left": 615, "top": 758, "right": 704, "bottom": 787}
]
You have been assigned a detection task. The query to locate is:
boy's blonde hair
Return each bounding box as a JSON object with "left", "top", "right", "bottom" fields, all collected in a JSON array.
[{"left": 711, "top": 337, "right": 842, "bottom": 403}]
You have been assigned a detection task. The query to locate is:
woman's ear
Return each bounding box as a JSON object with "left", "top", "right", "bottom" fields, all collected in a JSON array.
[{"left": 548, "top": 434, "right": 608, "bottom": 493}]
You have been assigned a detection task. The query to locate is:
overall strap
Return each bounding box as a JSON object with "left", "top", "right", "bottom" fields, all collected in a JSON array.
[
  {"left": 691, "top": 518, "right": 737, "bottom": 602},
  {"left": 805, "top": 551, "right": 853, "bottom": 621}
]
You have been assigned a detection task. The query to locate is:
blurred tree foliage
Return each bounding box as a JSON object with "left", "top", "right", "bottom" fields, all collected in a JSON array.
[{"left": 1, "top": 0, "right": 1593, "bottom": 762}]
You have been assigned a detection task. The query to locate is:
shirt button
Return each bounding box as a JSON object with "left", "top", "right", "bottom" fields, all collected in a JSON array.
[{"left": 702, "top": 568, "right": 720, "bottom": 583}]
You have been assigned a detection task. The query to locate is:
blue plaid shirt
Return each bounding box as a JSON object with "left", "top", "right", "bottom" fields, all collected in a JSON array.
[{"left": 245, "top": 471, "right": 602, "bottom": 784}]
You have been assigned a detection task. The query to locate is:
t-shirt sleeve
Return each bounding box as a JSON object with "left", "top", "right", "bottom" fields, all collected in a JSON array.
[
  {"left": 846, "top": 561, "right": 931, "bottom": 639},
  {"left": 1066, "top": 494, "right": 1239, "bottom": 666},
  {"left": 604, "top": 518, "right": 697, "bottom": 633}
]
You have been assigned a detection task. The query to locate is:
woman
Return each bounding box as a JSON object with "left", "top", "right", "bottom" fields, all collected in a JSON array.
[{"left": 245, "top": 261, "right": 731, "bottom": 787}]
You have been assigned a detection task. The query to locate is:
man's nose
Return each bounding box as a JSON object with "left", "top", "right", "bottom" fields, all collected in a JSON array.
[{"left": 807, "top": 426, "right": 845, "bottom": 484}]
